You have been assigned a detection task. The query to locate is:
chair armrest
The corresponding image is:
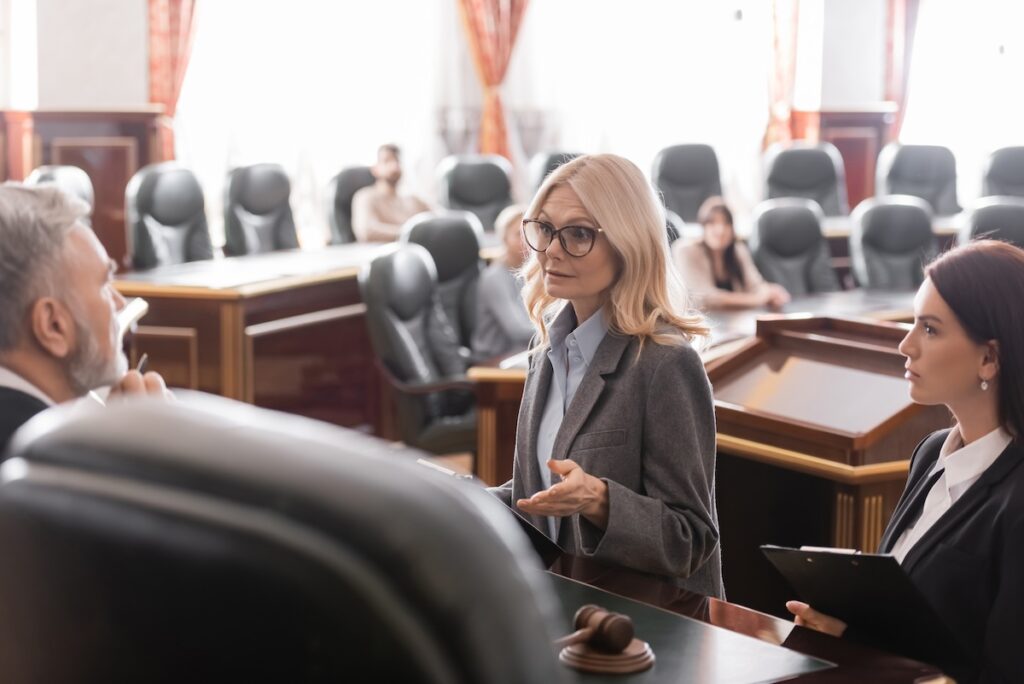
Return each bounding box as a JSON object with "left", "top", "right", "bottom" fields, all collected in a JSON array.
[{"left": 375, "top": 359, "right": 475, "bottom": 395}]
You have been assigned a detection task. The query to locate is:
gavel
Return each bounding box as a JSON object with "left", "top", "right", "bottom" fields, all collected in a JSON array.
[{"left": 554, "top": 604, "right": 635, "bottom": 653}]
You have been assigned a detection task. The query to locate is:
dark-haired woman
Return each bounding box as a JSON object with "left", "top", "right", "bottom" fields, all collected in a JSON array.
[
  {"left": 788, "top": 239, "right": 1024, "bottom": 683},
  {"left": 672, "top": 197, "right": 790, "bottom": 310}
]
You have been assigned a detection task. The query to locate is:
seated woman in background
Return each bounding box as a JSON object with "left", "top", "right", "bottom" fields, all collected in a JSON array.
[
  {"left": 471, "top": 205, "right": 534, "bottom": 359},
  {"left": 489, "top": 154, "right": 723, "bottom": 596},
  {"left": 673, "top": 197, "right": 789, "bottom": 310},
  {"left": 788, "top": 240, "right": 1024, "bottom": 683}
]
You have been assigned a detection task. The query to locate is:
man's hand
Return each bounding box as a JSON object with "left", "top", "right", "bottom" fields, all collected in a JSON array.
[{"left": 108, "top": 370, "right": 174, "bottom": 401}]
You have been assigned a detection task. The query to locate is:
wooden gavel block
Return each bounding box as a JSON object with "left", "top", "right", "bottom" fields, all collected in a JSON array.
[{"left": 554, "top": 604, "right": 655, "bottom": 674}]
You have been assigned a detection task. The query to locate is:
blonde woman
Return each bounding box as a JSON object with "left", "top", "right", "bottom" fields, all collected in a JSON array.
[{"left": 489, "top": 154, "right": 722, "bottom": 595}]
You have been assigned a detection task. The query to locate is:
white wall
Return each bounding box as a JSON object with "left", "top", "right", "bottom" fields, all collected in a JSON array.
[
  {"left": 820, "top": 0, "right": 887, "bottom": 107},
  {"left": 34, "top": 0, "right": 148, "bottom": 108}
]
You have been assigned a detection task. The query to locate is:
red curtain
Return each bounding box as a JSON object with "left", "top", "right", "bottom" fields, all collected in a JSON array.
[
  {"left": 763, "top": 0, "right": 800, "bottom": 148},
  {"left": 885, "top": 0, "right": 920, "bottom": 141},
  {"left": 457, "top": 0, "right": 529, "bottom": 160},
  {"left": 149, "top": 0, "right": 197, "bottom": 160}
]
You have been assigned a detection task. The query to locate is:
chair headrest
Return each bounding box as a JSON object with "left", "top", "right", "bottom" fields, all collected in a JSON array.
[
  {"left": 440, "top": 155, "right": 512, "bottom": 206},
  {"left": 234, "top": 164, "right": 291, "bottom": 215},
  {"left": 886, "top": 144, "right": 957, "bottom": 181},
  {"left": 402, "top": 212, "right": 482, "bottom": 282},
  {"left": 141, "top": 166, "right": 205, "bottom": 226},
  {"left": 970, "top": 196, "right": 1024, "bottom": 245},
  {"left": 332, "top": 166, "right": 375, "bottom": 209},
  {"left": 362, "top": 244, "right": 438, "bottom": 321},
  {"left": 766, "top": 143, "right": 839, "bottom": 189},
  {"left": 653, "top": 144, "right": 719, "bottom": 185},
  {"left": 753, "top": 198, "right": 825, "bottom": 257},
  {"left": 529, "top": 152, "right": 582, "bottom": 190},
  {"left": 854, "top": 195, "right": 934, "bottom": 253},
  {"left": 25, "top": 165, "right": 95, "bottom": 209}
]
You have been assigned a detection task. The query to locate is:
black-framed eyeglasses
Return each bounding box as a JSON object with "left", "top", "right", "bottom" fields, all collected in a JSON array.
[{"left": 522, "top": 219, "right": 604, "bottom": 258}]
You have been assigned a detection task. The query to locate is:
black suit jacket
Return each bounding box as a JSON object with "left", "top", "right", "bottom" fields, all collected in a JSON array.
[
  {"left": 0, "top": 387, "right": 48, "bottom": 458},
  {"left": 878, "top": 429, "right": 1024, "bottom": 683}
]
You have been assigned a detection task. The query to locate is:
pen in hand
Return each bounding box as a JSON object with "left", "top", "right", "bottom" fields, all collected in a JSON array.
[{"left": 135, "top": 353, "right": 149, "bottom": 375}]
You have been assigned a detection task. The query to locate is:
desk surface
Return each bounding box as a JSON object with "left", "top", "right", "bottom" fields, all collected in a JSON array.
[
  {"left": 115, "top": 243, "right": 397, "bottom": 298},
  {"left": 551, "top": 556, "right": 943, "bottom": 683}
]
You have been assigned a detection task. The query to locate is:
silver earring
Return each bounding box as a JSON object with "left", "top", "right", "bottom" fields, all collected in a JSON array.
[{"left": 981, "top": 380, "right": 989, "bottom": 391}]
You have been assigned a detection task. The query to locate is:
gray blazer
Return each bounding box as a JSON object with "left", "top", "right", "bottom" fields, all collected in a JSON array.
[{"left": 492, "top": 330, "right": 723, "bottom": 598}]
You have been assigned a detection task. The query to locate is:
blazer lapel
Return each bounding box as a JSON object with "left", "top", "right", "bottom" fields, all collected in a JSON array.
[
  {"left": 550, "top": 333, "right": 631, "bottom": 462},
  {"left": 518, "top": 353, "right": 553, "bottom": 530},
  {"left": 878, "top": 432, "right": 947, "bottom": 552},
  {"left": 900, "top": 441, "right": 1024, "bottom": 574}
]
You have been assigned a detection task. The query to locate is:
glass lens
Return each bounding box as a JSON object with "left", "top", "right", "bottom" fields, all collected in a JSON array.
[
  {"left": 522, "top": 220, "right": 553, "bottom": 252},
  {"left": 563, "top": 226, "right": 596, "bottom": 256}
]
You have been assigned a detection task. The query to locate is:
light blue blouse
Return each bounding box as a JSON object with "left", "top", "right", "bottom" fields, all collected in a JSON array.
[{"left": 535, "top": 304, "right": 609, "bottom": 538}]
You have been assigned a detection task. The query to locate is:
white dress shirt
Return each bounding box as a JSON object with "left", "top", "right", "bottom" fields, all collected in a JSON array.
[
  {"left": 0, "top": 366, "right": 55, "bottom": 406},
  {"left": 890, "top": 426, "right": 1012, "bottom": 563}
]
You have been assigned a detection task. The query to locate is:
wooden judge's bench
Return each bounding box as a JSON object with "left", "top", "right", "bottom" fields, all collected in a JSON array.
[{"left": 470, "top": 303, "right": 950, "bottom": 616}]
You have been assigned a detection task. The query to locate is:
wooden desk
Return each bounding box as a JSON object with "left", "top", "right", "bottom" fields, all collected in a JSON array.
[
  {"left": 551, "top": 555, "right": 945, "bottom": 683},
  {"left": 469, "top": 290, "right": 918, "bottom": 486},
  {"left": 116, "top": 244, "right": 395, "bottom": 430}
]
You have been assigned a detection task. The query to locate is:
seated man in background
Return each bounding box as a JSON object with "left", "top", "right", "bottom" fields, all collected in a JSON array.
[
  {"left": 472, "top": 205, "right": 535, "bottom": 359},
  {"left": 0, "top": 184, "right": 169, "bottom": 452},
  {"left": 351, "top": 143, "right": 430, "bottom": 242}
]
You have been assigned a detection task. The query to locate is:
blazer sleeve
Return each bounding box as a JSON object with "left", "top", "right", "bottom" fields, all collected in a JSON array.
[
  {"left": 979, "top": 512, "right": 1024, "bottom": 683},
  {"left": 577, "top": 345, "right": 720, "bottom": 578}
]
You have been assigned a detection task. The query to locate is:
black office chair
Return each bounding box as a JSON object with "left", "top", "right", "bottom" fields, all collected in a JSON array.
[
  {"left": 223, "top": 163, "right": 299, "bottom": 256},
  {"left": 359, "top": 245, "right": 476, "bottom": 455},
  {"left": 529, "top": 151, "right": 582, "bottom": 193},
  {"left": 437, "top": 155, "right": 512, "bottom": 232},
  {"left": 401, "top": 212, "right": 484, "bottom": 357},
  {"left": 0, "top": 395, "right": 567, "bottom": 683},
  {"left": 765, "top": 142, "right": 849, "bottom": 217},
  {"left": 982, "top": 146, "right": 1024, "bottom": 198},
  {"left": 652, "top": 144, "right": 723, "bottom": 223},
  {"left": 326, "top": 166, "right": 375, "bottom": 244},
  {"left": 962, "top": 196, "right": 1024, "bottom": 249},
  {"left": 25, "top": 165, "right": 95, "bottom": 221},
  {"left": 849, "top": 195, "right": 936, "bottom": 291},
  {"left": 750, "top": 198, "right": 839, "bottom": 296},
  {"left": 125, "top": 162, "right": 214, "bottom": 270},
  {"left": 665, "top": 209, "right": 684, "bottom": 245},
  {"left": 876, "top": 143, "right": 961, "bottom": 216}
]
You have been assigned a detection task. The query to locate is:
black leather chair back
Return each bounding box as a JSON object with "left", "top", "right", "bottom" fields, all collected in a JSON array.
[
  {"left": 126, "top": 162, "right": 214, "bottom": 270},
  {"left": 750, "top": 198, "right": 839, "bottom": 296},
  {"left": 359, "top": 245, "right": 473, "bottom": 451},
  {"left": 850, "top": 195, "right": 936, "bottom": 291},
  {"left": 876, "top": 143, "right": 960, "bottom": 216},
  {"left": 964, "top": 196, "right": 1024, "bottom": 249},
  {"left": 224, "top": 163, "right": 299, "bottom": 255},
  {"left": 529, "top": 151, "right": 582, "bottom": 193},
  {"left": 765, "top": 142, "right": 849, "bottom": 217},
  {"left": 327, "top": 166, "right": 375, "bottom": 244},
  {"left": 437, "top": 155, "right": 512, "bottom": 232},
  {"left": 0, "top": 396, "right": 567, "bottom": 683},
  {"left": 652, "top": 144, "right": 723, "bottom": 222},
  {"left": 401, "top": 212, "right": 484, "bottom": 351},
  {"left": 983, "top": 146, "right": 1024, "bottom": 198},
  {"left": 25, "top": 165, "right": 95, "bottom": 218}
]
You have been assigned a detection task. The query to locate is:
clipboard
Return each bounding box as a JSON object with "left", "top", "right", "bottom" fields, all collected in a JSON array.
[
  {"left": 761, "top": 544, "right": 967, "bottom": 664},
  {"left": 509, "top": 508, "right": 563, "bottom": 569}
]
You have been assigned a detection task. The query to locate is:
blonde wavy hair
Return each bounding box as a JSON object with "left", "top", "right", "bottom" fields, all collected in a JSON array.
[{"left": 521, "top": 153, "right": 708, "bottom": 349}]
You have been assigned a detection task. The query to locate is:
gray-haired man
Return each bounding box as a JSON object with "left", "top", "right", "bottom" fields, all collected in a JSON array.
[{"left": 0, "top": 184, "right": 169, "bottom": 453}]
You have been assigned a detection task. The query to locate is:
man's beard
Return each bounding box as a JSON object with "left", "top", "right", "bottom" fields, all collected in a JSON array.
[{"left": 67, "top": 315, "right": 128, "bottom": 396}]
